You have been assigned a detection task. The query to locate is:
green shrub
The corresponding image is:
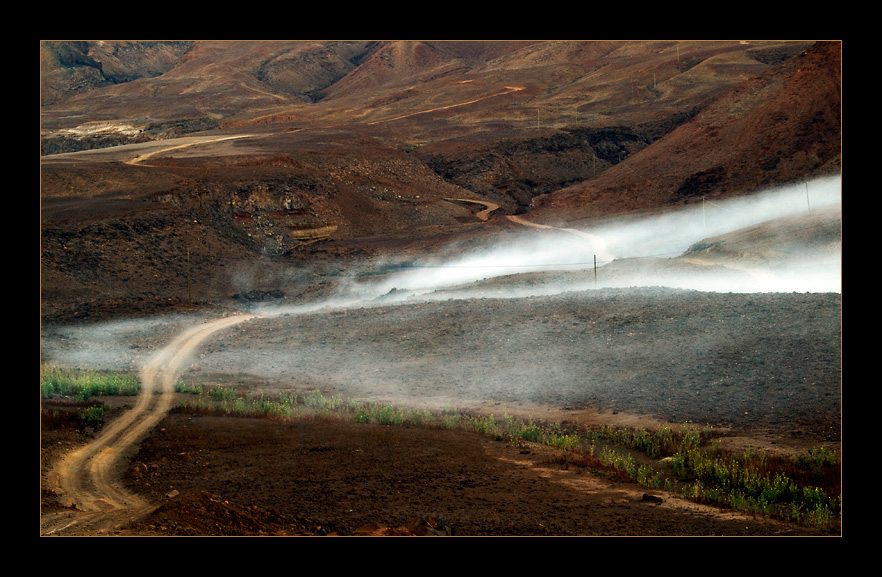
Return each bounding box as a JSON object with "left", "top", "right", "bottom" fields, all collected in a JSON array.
[
  {"left": 208, "top": 386, "right": 238, "bottom": 402},
  {"left": 174, "top": 381, "right": 204, "bottom": 395},
  {"left": 79, "top": 404, "right": 107, "bottom": 428}
]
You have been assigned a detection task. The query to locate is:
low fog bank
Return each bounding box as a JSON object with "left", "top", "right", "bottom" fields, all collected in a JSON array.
[
  {"left": 214, "top": 170, "right": 842, "bottom": 416},
  {"left": 40, "top": 176, "right": 842, "bottom": 398},
  {"left": 40, "top": 313, "right": 213, "bottom": 374},
  {"left": 43, "top": 284, "right": 840, "bottom": 429},
  {"left": 254, "top": 175, "right": 841, "bottom": 317},
  {"left": 190, "top": 288, "right": 842, "bottom": 430},
  {"left": 584, "top": 175, "right": 841, "bottom": 265}
]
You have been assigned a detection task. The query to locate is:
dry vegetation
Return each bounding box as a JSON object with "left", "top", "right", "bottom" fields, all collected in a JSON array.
[{"left": 41, "top": 41, "right": 841, "bottom": 536}]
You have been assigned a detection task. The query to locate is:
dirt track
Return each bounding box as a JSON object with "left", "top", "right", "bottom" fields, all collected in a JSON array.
[
  {"left": 41, "top": 314, "right": 254, "bottom": 535},
  {"left": 39, "top": 207, "right": 841, "bottom": 536},
  {"left": 39, "top": 41, "right": 841, "bottom": 536},
  {"left": 40, "top": 277, "right": 841, "bottom": 536}
]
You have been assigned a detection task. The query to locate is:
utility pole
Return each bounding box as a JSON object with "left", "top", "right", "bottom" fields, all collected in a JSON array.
[
  {"left": 187, "top": 249, "right": 192, "bottom": 307},
  {"left": 805, "top": 181, "right": 811, "bottom": 213}
]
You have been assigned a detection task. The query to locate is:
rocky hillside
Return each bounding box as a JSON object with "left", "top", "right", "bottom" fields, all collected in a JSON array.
[
  {"left": 40, "top": 40, "right": 841, "bottom": 323},
  {"left": 529, "top": 41, "right": 842, "bottom": 223},
  {"left": 40, "top": 41, "right": 194, "bottom": 106}
]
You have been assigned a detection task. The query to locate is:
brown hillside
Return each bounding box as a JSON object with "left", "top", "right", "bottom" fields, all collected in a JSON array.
[
  {"left": 40, "top": 41, "right": 843, "bottom": 537},
  {"left": 40, "top": 41, "right": 193, "bottom": 107},
  {"left": 40, "top": 40, "right": 839, "bottom": 322},
  {"left": 529, "top": 41, "right": 841, "bottom": 223}
]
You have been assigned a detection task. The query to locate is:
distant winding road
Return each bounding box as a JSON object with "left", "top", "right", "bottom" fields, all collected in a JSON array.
[
  {"left": 125, "top": 134, "right": 254, "bottom": 166},
  {"left": 368, "top": 85, "right": 525, "bottom": 125},
  {"left": 508, "top": 214, "right": 614, "bottom": 264},
  {"left": 41, "top": 314, "right": 255, "bottom": 536},
  {"left": 446, "top": 198, "right": 500, "bottom": 222}
]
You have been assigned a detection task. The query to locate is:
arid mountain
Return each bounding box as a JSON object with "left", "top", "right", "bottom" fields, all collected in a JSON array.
[
  {"left": 40, "top": 41, "right": 844, "bottom": 539},
  {"left": 41, "top": 40, "right": 822, "bottom": 146},
  {"left": 529, "top": 41, "right": 842, "bottom": 223},
  {"left": 40, "top": 40, "right": 841, "bottom": 322},
  {"left": 40, "top": 41, "right": 194, "bottom": 106}
]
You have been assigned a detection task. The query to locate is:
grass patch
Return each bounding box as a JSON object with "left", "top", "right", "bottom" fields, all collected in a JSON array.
[
  {"left": 582, "top": 423, "right": 841, "bottom": 531},
  {"left": 41, "top": 398, "right": 111, "bottom": 430},
  {"left": 172, "top": 384, "right": 434, "bottom": 425},
  {"left": 53, "top": 370, "right": 840, "bottom": 532},
  {"left": 41, "top": 364, "right": 141, "bottom": 400}
]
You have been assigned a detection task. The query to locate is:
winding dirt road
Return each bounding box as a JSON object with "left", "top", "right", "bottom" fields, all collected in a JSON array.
[
  {"left": 41, "top": 313, "right": 255, "bottom": 536},
  {"left": 445, "top": 198, "right": 500, "bottom": 221},
  {"left": 369, "top": 86, "right": 525, "bottom": 125},
  {"left": 125, "top": 134, "right": 254, "bottom": 166},
  {"left": 507, "top": 214, "right": 614, "bottom": 263}
]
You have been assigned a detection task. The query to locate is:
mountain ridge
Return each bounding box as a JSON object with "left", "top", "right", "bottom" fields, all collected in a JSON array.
[
  {"left": 40, "top": 40, "right": 841, "bottom": 321},
  {"left": 529, "top": 40, "right": 841, "bottom": 222}
]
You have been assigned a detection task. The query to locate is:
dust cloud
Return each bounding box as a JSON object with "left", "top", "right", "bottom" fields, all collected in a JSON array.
[
  {"left": 217, "top": 177, "right": 840, "bottom": 411},
  {"left": 41, "top": 176, "right": 841, "bottom": 388},
  {"left": 254, "top": 174, "right": 842, "bottom": 317}
]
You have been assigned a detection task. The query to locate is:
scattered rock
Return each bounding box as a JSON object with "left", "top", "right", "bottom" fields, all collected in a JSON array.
[
  {"left": 407, "top": 516, "right": 454, "bottom": 536},
  {"left": 232, "top": 289, "right": 285, "bottom": 302}
]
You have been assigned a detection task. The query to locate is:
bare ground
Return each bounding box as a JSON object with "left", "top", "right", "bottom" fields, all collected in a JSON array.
[
  {"left": 40, "top": 277, "right": 841, "bottom": 536},
  {"left": 39, "top": 41, "right": 842, "bottom": 537}
]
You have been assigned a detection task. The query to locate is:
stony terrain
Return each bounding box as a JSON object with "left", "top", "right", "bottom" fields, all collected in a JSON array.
[
  {"left": 40, "top": 40, "right": 842, "bottom": 536},
  {"left": 40, "top": 207, "right": 842, "bottom": 536}
]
